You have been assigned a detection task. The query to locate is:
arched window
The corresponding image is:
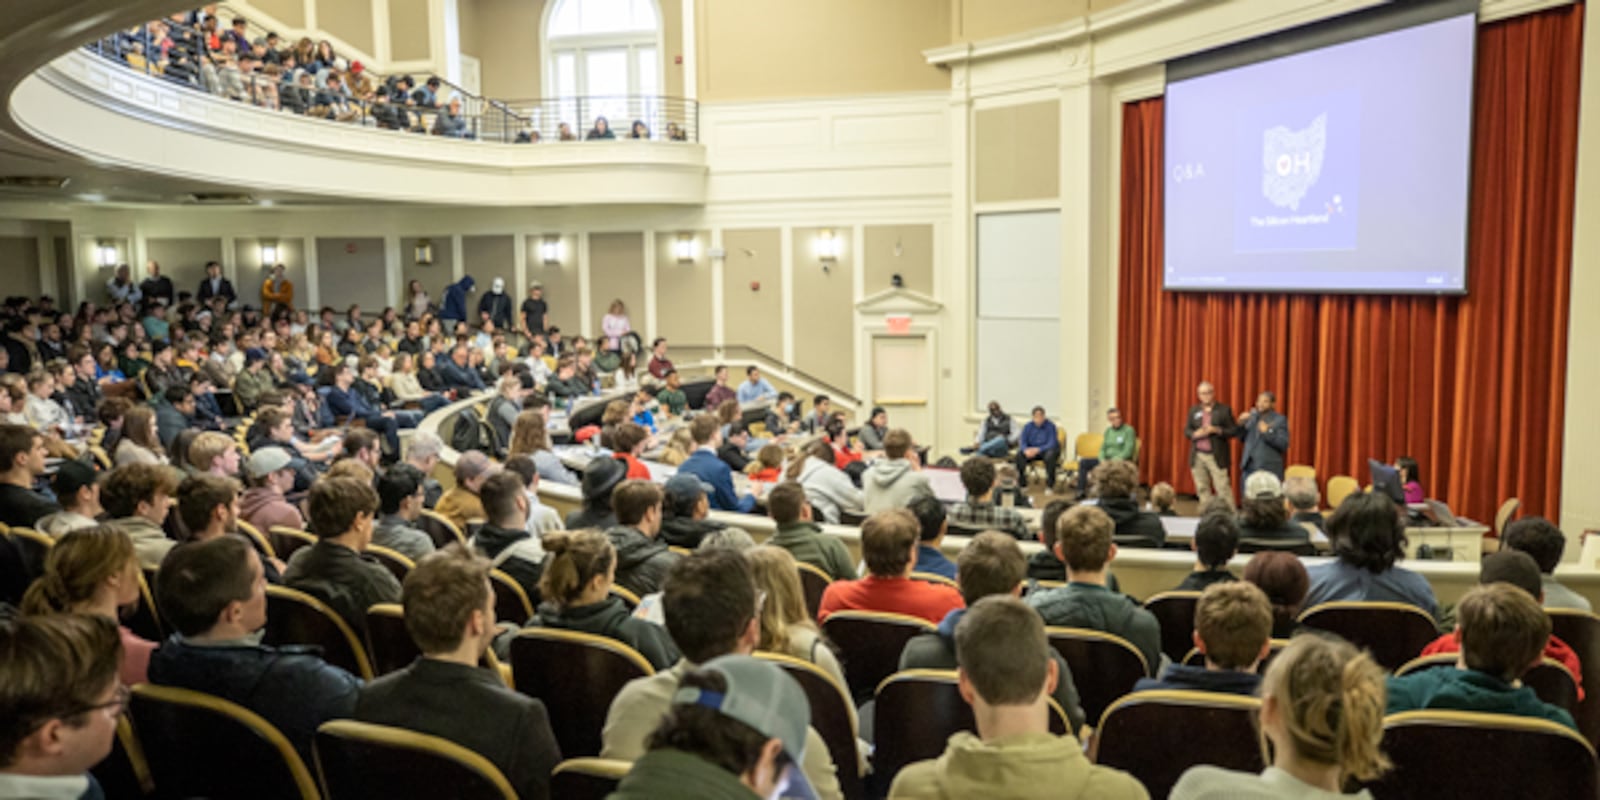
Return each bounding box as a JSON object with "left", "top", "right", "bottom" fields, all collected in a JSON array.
[{"left": 543, "top": 0, "right": 663, "bottom": 138}]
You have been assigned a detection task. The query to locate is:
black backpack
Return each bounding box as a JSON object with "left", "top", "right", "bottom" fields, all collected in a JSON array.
[{"left": 449, "top": 406, "right": 500, "bottom": 454}]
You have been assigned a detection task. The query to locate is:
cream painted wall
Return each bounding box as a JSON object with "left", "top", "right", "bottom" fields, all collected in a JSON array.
[
  {"left": 0, "top": 237, "right": 43, "bottom": 299},
  {"left": 400, "top": 235, "right": 454, "bottom": 303},
  {"left": 315, "top": 237, "right": 387, "bottom": 311},
  {"left": 248, "top": 0, "right": 306, "bottom": 29},
  {"left": 233, "top": 237, "right": 306, "bottom": 310},
  {"left": 864, "top": 224, "right": 934, "bottom": 296},
  {"left": 974, "top": 100, "right": 1060, "bottom": 204},
  {"left": 790, "top": 226, "right": 854, "bottom": 392},
  {"left": 389, "top": 0, "right": 433, "bottom": 62},
  {"left": 459, "top": 0, "right": 543, "bottom": 99},
  {"left": 525, "top": 233, "right": 581, "bottom": 334},
  {"left": 720, "top": 229, "right": 783, "bottom": 359},
  {"left": 462, "top": 234, "right": 517, "bottom": 317},
  {"left": 653, "top": 230, "right": 712, "bottom": 345},
  {"left": 950, "top": 0, "right": 1133, "bottom": 42},
  {"left": 317, "top": 0, "right": 376, "bottom": 59}
]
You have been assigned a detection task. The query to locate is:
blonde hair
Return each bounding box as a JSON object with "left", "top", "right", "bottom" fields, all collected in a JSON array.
[
  {"left": 1150, "top": 481, "right": 1176, "bottom": 511},
  {"left": 539, "top": 529, "right": 614, "bottom": 607},
  {"left": 1260, "top": 634, "right": 1391, "bottom": 783},
  {"left": 508, "top": 410, "right": 551, "bottom": 456},
  {"left": 746, "top": 546, "right": 814, "bottom": 654},
  {"left": 659, "top": 428, "right": 694, "bottom": 466},
  {"left": 326, "top": 458, "right": 375, "bottom": 484},
  {"left": 188, "top": 431, "right": 235, "bottom": 471},
  {"left": 20, "top": 526, "right": 137, "bottom": 615}
]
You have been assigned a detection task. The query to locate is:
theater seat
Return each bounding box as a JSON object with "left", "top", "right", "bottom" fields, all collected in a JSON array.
[
  {"left": 365, "top": 545, "right": 415, "bottom": 584},
  {"left": 795, "top": 561, "right": 832, "bottom": 621},
  {"left": 1549, "top": 609, "right": 1600, "bottom": 749},
  {"left": 1364, "top": 710, "right": 1596, "bottom": 800},
  {"left": 416, "top": 510, "right": 467, "bottom": 548},
  {"left": 1142, "top": 591, "right": 1201, "bottom": 663},
  {"left": 314, "top": 720, "right": 517, "bottom": 800},
  {"left": 1297, "top": 601, "right": 1438, "bottom": 671},
  {"left": 820, "top": 610, "right": 937, "bottom": 702},
  {"left": 549, "top": 758, "right": 632, "bottom": 800},
  {"left": 489, "top": 569, "right": 535, "bottom": 623},
  {"left": 1046, "top": 627, "right": 1150, "bottom": 726},
  {"left": 263, "top": 585, "right": 375, "bottom": 679},
  {"left": 1090, "top": 689, "right": 1263, "bottom": 798},
  {"left": 268, "top": 526, "right": 318, "bottom": 560},
  {"left": 509, "top": 628, "right": 655, "bottom": 758},
  {"left": 125, "top": 566, "right": 164, "bottom": 643},
  {"left": 1396, "top": 653, "right": 1580, "bottom": 716},
  {"left": 129, "top": 684, "right": 320, "bottom": 800},
  {"left": 755, "top": 652, "right": 865, "bottom": 800}
]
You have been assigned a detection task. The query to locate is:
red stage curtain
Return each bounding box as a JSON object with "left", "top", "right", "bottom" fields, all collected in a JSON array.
[{"left": 1116, "top": 4, "right": 1583, "bottom": 528}]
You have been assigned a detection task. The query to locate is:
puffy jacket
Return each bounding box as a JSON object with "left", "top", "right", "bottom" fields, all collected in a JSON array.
[
  {"left": 534, "top": 596, "right": 679, "bottom": 670},
  {"left": 862, "top": 458, "right": 934, "bottom": 514},
  {"left": 659, "top": 514, "right": 727, "bottom": 549},
  {"left": 440, "top": 276, "right": 475, "bottom": 322},
  {"left": 605, "top": 526, "right": 681, "bottom": 597},
  {"left": 1026, "top": 582, "right": 1161, "bottom": 676},
  {"left": 795, "top": 457, "right": 863, "bottom": 524}
]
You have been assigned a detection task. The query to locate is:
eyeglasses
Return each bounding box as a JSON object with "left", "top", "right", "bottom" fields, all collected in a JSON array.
[{"left": 59, "top": 684, "right": 130, "bottom": 721}]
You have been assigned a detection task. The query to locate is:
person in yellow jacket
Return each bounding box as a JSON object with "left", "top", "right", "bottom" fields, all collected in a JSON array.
[{"left": 261, "top": 264, "right": 294, "bottom": 314}]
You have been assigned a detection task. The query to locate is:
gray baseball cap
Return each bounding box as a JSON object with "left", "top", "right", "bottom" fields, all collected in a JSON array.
[
  {"left": 672, "top": 655, "right": 815, "bottom": 800},
  {"left": 246, "top": 446, "right": 293, "bottom": 479}
]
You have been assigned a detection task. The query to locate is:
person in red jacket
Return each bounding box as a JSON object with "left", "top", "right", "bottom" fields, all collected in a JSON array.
[
  {"left": 610, "top": 422, "right": 653, "bottom": 481},
  {"left": 818, "top": 508, "right": 963, "bottom": 625}
]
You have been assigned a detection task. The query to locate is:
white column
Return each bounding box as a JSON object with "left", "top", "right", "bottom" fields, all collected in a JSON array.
[
  {"left": 780, "top": 225, "right": 794, "bottom": 365},
  {"left": 304, "top": 236, "right": 321, "bottom": 310},
  {"left": 1560, "top": 3, "right": 1600, "bottom": 548},
  {"left": 643, "top": 229, "right": 657, "bottom": 343},
  {"left": 938, "top": 64, "right": 975, "bottom": 454},
  {"left": 221, "top": 235, "right": 238, "bottom": 288},
  {"left": 851, "top": 223, "right": 866, "bottom": 400},
  {"left": 383, "top": 234, "right": 401, "bottom": 308},
  {"left": 512, "top": 232, "right": 528, "bottom": 308},
  {"left": 680, "top": 0, "right": 696, "bottom": 102},
  {"left": 1057, "top": 77, "right": 1102, "bottom": 439},
  {"left": 450, "top": 235, "right": 464, "bottom": 281},
  {"left": 577, "top": 233, "right": 592, "bottom": 336},
  {"left": 710, "top": 228, "right": 725, "bottom": 349}
]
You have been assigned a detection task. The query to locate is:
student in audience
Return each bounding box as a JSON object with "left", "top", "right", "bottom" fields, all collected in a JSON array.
[
  {"left": 678, "top": 415, "right": 757, "bottom": 513},
  {"left": 610, "top": 656, "right": 819, "bottom": 800},
  {"left": 0, "top": 613, "right": 123, "bottom": 800},
  {"left": 373, "top": 465, "right": 437, "bottom": 561},
  {"left": 0, "top": 425, "right": 61, "bottom": 528},
  {"left": 1178, "top": 511, "right": 1241, "bottom": 591},
  {"left": 175, "top": 474, "right": 242, "bottom": 543},
  {"left": 702, "top": 364, "right": 736, "bottom": 410},
  {"left": 188, "top": 431, "right": 240, "bottom": 478},
  {"left": 858, "top": 406, "right": 890, "bottom": 452},
  {"left": 717, "top": 422, "right": 753, "bottom": 471},
  {"left": 1141, "top": 481, "right": 1174, "bottom": 516},
  {"left": 1396, "top": 455, "right": 1424, "bottom": 503},
  {"left": 972, "top": 400, "right": 1016, "bottom": 457},
  {"left": 611, "top": 422, "right": 653, "bottom": 480},
  {"left": 1385, "top": 581, "right": 1575, "bottom": 730},
  {"left": 1503, "top": 516, "right": 1592, "bottom": 611},
  {"left": 907, "top": 494, "right": 957, "bottom": 580},
  {"left": 600, "top": 549, "right": 843, "bottom": 798},
  {"left": 102, "top": 463, "right": 179, "bottom": 570},
  {"left": 1283, "top": 477, "right": 1324, "bottom": 531},
  {"left": 735, "top": 365, "right": 777, "bottom": 405},
  {"left": 1235, "top": 472, "right": 1309, "bottom": 547},
  {"left": 465, "top": 471, "right": 545, "bottom": 600},
  {"left": 744, "top": 545, "right": 846, "bottom": 681},
  {"left": 1417, "top": 550, "right": 1584, "bottom": 697},
  {"left": 355, "top": 547, "right": 561, "bottom": 800},
  {"left": 1171, "top": 635, "right": 1390, "bottom": 799},
  {"left": 36, "top": 461, "right": 102, "bottom": 537},
  {"left": 20, "top": 525, "right": 155, "bottom": 685},
  {"left": 603, "top": 480, "right": 681, "bottom": 597},
  {"left": 657, "top": 473, "right": 727, "bottom": 550},
  {"left": 502, "top": 455, "right": 565, "bottom": 536},
  {"left": 899, "top": 532, "right": 1087, "bottom": 732},
  {"left": 282, "top": 476, "right": 401, "bottom": 634},
  {"left": 1026, "top": 505, "right": 1161, "bottom": 674},
  {"left": 1093, "top": 460, "right": 1166, "bottom": 547},
  {"left": 787, "top": 438, "right": 863, "bottom": 524},
  {"left": 1014, "top": 406, "right": 1061, "bottom": 491},
  {"left": 1135, "top": 582, "right": 1271, "bottom": 695},
  {"left": 863, "top": 429, "right": 934, "bottom": 513},
  {"left": 1304, "top": 492, "right": 1437, "bottom": 618},
  {"left": 1243, "top": 551, "right": 1310, "bottom": 639},
  {"left": 654, "top": 369, "right": 688, "bottom": 417},
  {"left": 750, "top": 444, "right": 784, "bottom": 484},
  {"left": 818, "top": 509, "right": 964, "bottom": 625},
  {"left": 507, "top": 409, "right": 580, "bottom": 487},
  {"left": 150, "top": 535, "right": 362, "bottom": 763},
  {"left": 949, "top": 457, "right": 1031, "bottom": 540},
  {"left": 534, "top": 528, "right": 679, "bottom": 668},
  {"left": 890, "top": 596, "right": 1143, "bottom": 799},
  {"left": 434, "top": 449, "right": 495, "bottom": 532},
  {"left": 238, "top": 447, "right": 306, "bottom": 534},
  {"left": 1027, "top": 499, "right": 1073, "bottom": 581},
  {"left": 765, "top": 480, "right": 855, "bottom": 581}
]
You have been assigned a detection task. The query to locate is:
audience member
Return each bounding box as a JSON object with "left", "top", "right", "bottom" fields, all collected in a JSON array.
[
  {"left": 373, "top": 465, "right": 436, "bottom": 561},
  {"left": 567, "top": 456, "right": 625, "bottom": 530},
  {"left": 1149, "top": 481, "right": 1177, "bottom": 516},
  {"left": 1178, "top": 511, "right": 1240, "bottom": 591},
  {"left": 239, "top": 447, "right": 306, "bottom": 533},
  {"left": 102, "top": 462, "right": 179, "bottom": 570},
  {"left": 174, "top": 473, "right": 242, "bottom": 544},
  {"left": 355, "top": 546, "right": 561, "bottom": 800},
  {"left": 604, "top": 480, "right": 682, "bottom": 597},
  {"left": 766, "top": 480, "right": 855, "bottom": 581},
  {"left": 787, "top": 438, "right": 863, "bottom": 524},
  {"left": 1171, "top": 635, "right": 1390, "bottom": 799},
  {"left": 889, "top": 596, "right": 1143, "bottom": 799},
  {"left": 702, "top": 365, "right": 736, "bottom": 412},
  {"left": 899, "top": 532, "right": 1086, "bottom": 732},
  {"left": 0, "top": 425, "right": 60, "bottom": 528},
  {"left": 282, "top": 476, "right": 400, "bottom": 634},
  {"left": 1284, "top": 476, "right": 1324, "bottom": 531},
  {"left": 1026, "top": 499, "right": 1072, "bottom": 581},
  {"left": 1237, "top": 472, "right": 1310, "bottom": 546},
  {"left": 1026, "top": 505, "right": 1161, "bottom": 674},
  {"left": 907, "top": 494, "right": 957, "bottom": 580},
  {"left": 1135, "top": 582, "right": 1271, "bottom": 695},
  {"left": 600, "top": 549, "right": 843, "bottom": 799},
  {"left": 716, "top": 422, "right": 752, "bottom": 472},
  {"left": 466, "top": 471, "right": 546, "bottom": 601},
  {"left": 678, "top": 415, "right": 756, "bottom": 513},
  {"left": 20, "top": 525, "right": 155, "bottom": 685},
  {"left": 735, "top": 365, "right": 777, "bottom": 405},
  {"left": 533, "top": 528, "right": 679, "bottom": 669},
  {"left": 612, "top": 421, "right": 654, "bottom": 479},
  {"left": 434, "top": 449, "right": 495, "bottom": 532},
  {"left": 0, "top": 614, "right": 123, "bottom": 799},
  {"left": 746, "top": 545, "right": 848, "bottom": 687},
  {"left": 36, "top": 461, "right": 102, "bottom": 537},
  {"left": 150, "top": 535, "right": 361, "bottom": 763},
  {"left": 1503, "top": 516, "right": 1591, "bottom": 611},
  {"left": 188, "top": 431, "right": 240, "bottom": 477},
  {"left": 1014, "top": 406, "right": 1060, "bottom": 490},
  {"left": 658, "top": 473, "right": 727, "bottom": 549},
  {"left": 1093, "top": 459, "right": 1166, "bottom": 547},
  {"left": 1304, "top": 492, "right": 1437, "bottom": 618},
  {"left": 863, "top": 429, "right": 933, "bottom": 513},
  {"left": 502, "top": 455, "right": 565, "bottom": 535},
  {"left": 948, "top": 457, "right": 1031, "bottom": 540},
  {"left": 1243, "top": 551, "right": 1310, "bottom": 639},
  {"left": 113, "top": 406, "right": 165, "bottom": 466},
  {"left": 817, "top": 509, "right": 963, "bottom": 624},
  {"left": 1384, "top": 582, "right": 1575, "bottom": 730}
]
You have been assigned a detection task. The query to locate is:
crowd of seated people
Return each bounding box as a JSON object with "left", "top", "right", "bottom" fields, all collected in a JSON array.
[{"left": 96, "top": 9, "right": 694, "bottom": 144}]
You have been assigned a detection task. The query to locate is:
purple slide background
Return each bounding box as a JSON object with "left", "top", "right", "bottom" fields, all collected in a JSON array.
[{"left": 1164, "top": 13, "right": 1476, "bottom": 292}]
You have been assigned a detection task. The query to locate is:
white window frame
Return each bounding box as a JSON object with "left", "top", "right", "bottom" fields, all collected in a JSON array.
[{"left": 541, "top": 0, "right": 665, "bottom": 103}]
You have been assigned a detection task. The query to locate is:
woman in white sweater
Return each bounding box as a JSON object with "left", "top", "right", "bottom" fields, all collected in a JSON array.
[
  {"left": 113, "top": 406, "right": 168, "bottom": 466},
  {"left": 786, "top": 438, "right": 863, "bottom": 524},
  {"left": 1171, "top": 635, "right": 1390, "bottom": 800}
]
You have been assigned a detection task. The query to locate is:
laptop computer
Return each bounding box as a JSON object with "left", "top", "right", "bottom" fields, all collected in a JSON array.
[{"left": 1412, "top": 498, "right": 1463, "bottom": 528}]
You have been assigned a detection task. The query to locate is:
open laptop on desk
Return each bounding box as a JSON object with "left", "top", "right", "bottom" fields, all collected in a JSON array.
[{"left": 1409, "top": 499, "right": 1464, "bottom": 528}]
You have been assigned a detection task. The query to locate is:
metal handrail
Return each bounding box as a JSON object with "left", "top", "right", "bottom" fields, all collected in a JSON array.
[{"left": 671, "top": 343, "right": 860, "bottom": 406}]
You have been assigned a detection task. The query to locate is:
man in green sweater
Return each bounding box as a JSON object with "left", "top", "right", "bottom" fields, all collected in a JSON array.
[
  {"left": 766, "top": 481, "right": 856, "bottom": 581},
  {"left": 1076, "top": 407, "right": 1139, "bottom": 496}
]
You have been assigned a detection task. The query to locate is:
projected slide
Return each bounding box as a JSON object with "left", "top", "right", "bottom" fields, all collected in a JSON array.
[{"left": 1164, "top": 13, "right": 1476, "bottom": 293}]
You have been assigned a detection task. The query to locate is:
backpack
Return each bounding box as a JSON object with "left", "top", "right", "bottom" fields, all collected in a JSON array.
[{"left": 449, "top": 406, "right": 500, "bottom": 454}]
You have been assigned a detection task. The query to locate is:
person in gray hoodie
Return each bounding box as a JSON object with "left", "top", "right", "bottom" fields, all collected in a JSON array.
[
  {"left": 787, "top": 439, "right": 863, "bottom": 524},
  {"left": 862, "top": 428, "right": 934, "bottom": 514}
]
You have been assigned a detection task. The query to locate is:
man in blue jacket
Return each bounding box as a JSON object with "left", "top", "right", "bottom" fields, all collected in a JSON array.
[
  {"left": 440, "top": 275, "right": 475, "bottom": 328},
  {"left": 323, "top": 362, "right": 402, "bottom": 456},
  {"left": 436, "top": 345, "right": 486, "bottom": 392},
  {"left": 1236, "top": 390, "right": 1289, "bottom": 481},
  {"left": 1014, "top": 406, "right": 1060, "bottom": 491},
  {"left": 676, "top": 415, "right": 757, "bottom": 513}
]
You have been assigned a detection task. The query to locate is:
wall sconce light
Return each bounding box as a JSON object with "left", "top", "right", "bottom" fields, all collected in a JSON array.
[
  {"left": 816, "top": 229, "right": 841, "bottom": 262},
  {"left": 540, "top": 236, "right": 562, "bottom": 265},
  {"left": 414, "top": 239, "right": 434, "bottom": 266},
  {"left": 260, "top": 240, "right": 278, "bottom": 266},
  {"left": 96, "top": 241, "right": 118, "bottom": 267},
  {"left": 673, "top": 233, "right": 697, "bottom": 263}
]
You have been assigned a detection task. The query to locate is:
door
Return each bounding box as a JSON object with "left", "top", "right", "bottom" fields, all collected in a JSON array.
[{"left": 871, "top": 332, "right": 935, "bottom": 453}]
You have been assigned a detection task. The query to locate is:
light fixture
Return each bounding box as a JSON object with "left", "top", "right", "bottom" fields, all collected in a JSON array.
[
  {"left": 816, "top": 229, "right": 841, "bottom": 262},
  {"left": 673, "top": 233, "right": 697, "bottom": 263},
  {"left": 96, "top": 241, "right": 117, "bottom": 267},
  {"left": 414, "top": 239, "right": 434, "bottom": 266},
  {"left": 260, "top": 240, "right": 278, "bottom": 266},
  {"left": 540, "top": 236, "right": 562, "bottom": 265}
]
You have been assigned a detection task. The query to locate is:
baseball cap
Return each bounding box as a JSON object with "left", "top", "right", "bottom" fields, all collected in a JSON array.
[
  {"left": 244, "top": 347, "right": 268, "bottom": 365},
  {"left": 673, "top": 655, "right": 815, "bottom": 800},
  {"left": 1245, "top": 471, "right": 1283, "bottom": 500},
  {"left": 246, "top": 446, "right": 293, "bottom": 479},
  {"left": 51, "top": 460, "right": 99, "bottom": 499},
  {"left": 663, "top": 473, "right": 714, "bottom": 507}
]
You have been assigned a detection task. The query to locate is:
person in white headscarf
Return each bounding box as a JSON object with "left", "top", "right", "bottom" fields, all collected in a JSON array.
[{"left": 476, "top": 276, "right": 513, "bottom": 331}]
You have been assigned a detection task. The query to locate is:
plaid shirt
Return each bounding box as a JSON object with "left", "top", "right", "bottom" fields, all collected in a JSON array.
[{"left": 949, "top": 498, "right": 1032, "bottom": 541}]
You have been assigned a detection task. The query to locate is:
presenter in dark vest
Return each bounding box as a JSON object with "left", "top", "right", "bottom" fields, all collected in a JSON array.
[
  {"left": 1237, "top": 390, "right": 1289, "bottom": 482},
  {"left": 1184, "top": 381, "right": 1237, "bottom": 505}
]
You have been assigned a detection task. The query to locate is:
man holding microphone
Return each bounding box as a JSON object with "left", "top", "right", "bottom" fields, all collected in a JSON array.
[
  {"left": 1184, "top": 382, "right": 1237, "bottom": 504},
  {"left": 1237, "top": 390, "right": 1289, "bottom": 482}
]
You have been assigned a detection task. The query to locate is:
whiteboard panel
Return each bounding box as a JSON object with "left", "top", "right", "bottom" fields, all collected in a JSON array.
[
  {"left": 976, "top": 211, "right": 1061, "bottom": 318},
  {"left": 976, "top": 318, "right": 1061, "bottom": 418}
]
